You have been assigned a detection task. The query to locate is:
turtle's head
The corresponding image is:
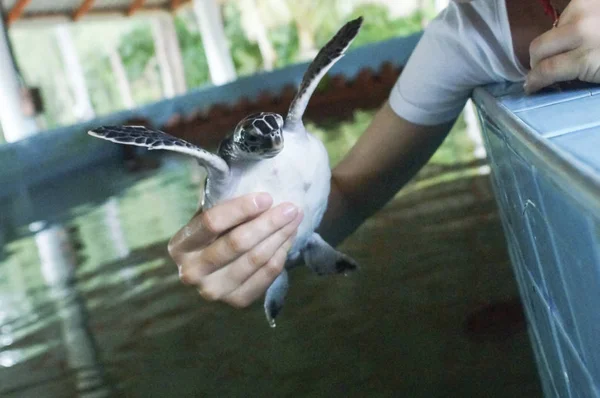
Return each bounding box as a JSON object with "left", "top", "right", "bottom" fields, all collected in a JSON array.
[{"left": 232, "top": 112, "right": 284, "bottom": 160}]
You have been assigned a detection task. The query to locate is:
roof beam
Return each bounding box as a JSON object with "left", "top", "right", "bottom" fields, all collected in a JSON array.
[
  {"left": 127, "top": 0, "right": 147, "bottom": 16},
  {"left": 8, "top": 1, "right": 197, "bottom": 27},
  {"left": 12, "top": 7, "right": 168, "bottom": 27},
  {"left": 171, "top": 0, "right": 181, "bottom": 11},
  {"left": 73, "top": 0, "right": 96, "bottom": 21},
  {"left": 6, "top": 0, "right": 32, "bottom": 26}
]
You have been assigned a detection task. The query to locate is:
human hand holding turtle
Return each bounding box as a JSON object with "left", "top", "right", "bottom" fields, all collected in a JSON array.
[
  {"left": 526, "top": 0, "right": 600, "bottom": 93},
  {"left": 166, "top": 193, "right": 303, "bottom": 309}
]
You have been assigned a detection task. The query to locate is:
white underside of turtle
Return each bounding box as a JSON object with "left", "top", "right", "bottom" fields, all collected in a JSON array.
[
  {"left": 205, "top": 130, "right": 330, "bottom": 257},
  {"left": 88, "top": 17, "right": 364, "bottom": 327}
]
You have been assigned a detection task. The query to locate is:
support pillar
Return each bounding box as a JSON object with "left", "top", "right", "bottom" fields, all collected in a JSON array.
[
  {"left": 0, "top": 16, "right": 37, "bottom": 142},
  {"left": 108, "top": 47, "right": 135, "bottom": 109},
  {"left": 192, "top": 0, "right": 236, "bottom": 85},
  {"left": 151, "top": 13, "right": 187, "bottom": 98},
  {"left": 55, "top": 25, "right": 95, "bottom": 121}
]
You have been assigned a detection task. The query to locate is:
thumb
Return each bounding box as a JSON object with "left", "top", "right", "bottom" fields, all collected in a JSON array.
[{"left": 525, "top": 50, "right": 582, "bottom": 93}]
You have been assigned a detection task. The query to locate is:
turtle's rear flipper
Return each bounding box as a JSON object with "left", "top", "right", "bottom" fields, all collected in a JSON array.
[
  {"left": 264, "top": 269, "right": 289, "bottom": 328},
  {"left": 303, "top": 233, "right": 358, "bottom": 276}
]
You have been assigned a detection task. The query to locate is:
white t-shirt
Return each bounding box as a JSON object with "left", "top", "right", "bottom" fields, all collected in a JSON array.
[{"left": 389, "top": 0, "right": 529, "bottom": 126}]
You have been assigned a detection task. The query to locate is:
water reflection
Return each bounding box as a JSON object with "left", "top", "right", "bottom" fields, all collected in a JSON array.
[
  {"left": 34, "top": 222, "right": 112, "bottom": 397},
  {"left": 101, "top": 198, "right": 130, "bottom": 261},
  {"left": 0, "top": 127, "right": 542, "bottom": 397}
]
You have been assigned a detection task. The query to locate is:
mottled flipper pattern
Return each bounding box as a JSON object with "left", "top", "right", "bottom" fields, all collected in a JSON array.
[
  {"left": 88, "top": 125, "right": 229, "bottom": 182},
  {"left": 285, "top": 17, "right": 363, "bottom": 128}
]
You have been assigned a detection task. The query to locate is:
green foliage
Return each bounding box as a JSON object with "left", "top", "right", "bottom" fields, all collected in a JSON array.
[
  {"left": 429, "top": 112, "right": 476, "bottom": 164},
  {"left": 9, "top": 28, "right": 76, "bottom": 129},
  {"left": 173, "top": 15, "right": 210, "bottom": 88},
  {"left": 118, "top": 23, "right": 155, "bottom": 81},
  {"left": 270, "top": 23, "right": 300, "bottom": 68},
  {"left": 221, "top": 2, "right": 300, "bottom": 74},
  {"left": 347, "top": 4, "right": 424, "bottom": 47},
  {"left": 307, "top": 3, "right": 425, "bottom": 50},
  {"left": 72, "top": 22, "right": 135, "bottom": 115},
  {"left": 4, "top": 0, "right": 437, "bottom": 138},
  {"left": 307, "top": 110, "right": 376, "bottom": 167},
  {"left": 287, "top": 0, "right": 343, "bottom": 51},
  {"left": 83, "top": 52, "right": 123, "bottom": 115},
  {"left": 308, "top": 109, "right": 474, "bottom": 169},
  {"left": 222, "top": 2, "right": 263, "bottom": 76}
]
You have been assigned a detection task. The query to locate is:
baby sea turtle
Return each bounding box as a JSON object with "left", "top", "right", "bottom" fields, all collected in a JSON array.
[{"left": 88, "top": 17, "right": 363, "bottom": 327}]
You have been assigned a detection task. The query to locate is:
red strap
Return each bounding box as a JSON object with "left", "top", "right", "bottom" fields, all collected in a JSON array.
[{"left": 539, "top": 0, "right": 560, "bottom": 23}]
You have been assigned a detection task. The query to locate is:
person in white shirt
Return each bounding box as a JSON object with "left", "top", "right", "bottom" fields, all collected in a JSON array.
[{"left": 168, "top": 0, "right": 600, "bottom": 308}]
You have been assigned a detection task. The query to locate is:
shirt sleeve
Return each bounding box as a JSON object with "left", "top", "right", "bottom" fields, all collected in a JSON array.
[{"left": 388, "top": 1, "right": 501, "bottom": 126}]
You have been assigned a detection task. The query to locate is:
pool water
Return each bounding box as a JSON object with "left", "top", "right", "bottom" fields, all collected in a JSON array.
[{"left": 0, "top": 127, "right": 542, "bottom": 397}]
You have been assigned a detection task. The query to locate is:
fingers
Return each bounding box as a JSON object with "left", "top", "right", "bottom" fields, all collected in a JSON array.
[
  {"left": 222, "top": 235, "right": 295, "bottom": 308},
  {"left": 167, "top": 191, "right": 304, "bottom": 311},
  {"left": 525, "top": 49, "right": 584, "bottom": 94},
  {"left": 526, "top": 0, "right": 600, "bottom": 93},
  {"left": 197, "top": 202, "right": 300, "bottom": 272},
  {"left": 198, "top": 210, "right": 303, "bottom": 299},
  {"left": 168, "top": 192, "right": 272, "bottom": 254},
  {"left": 174, "top": 202, "right": 301, "bottom": 284},
  {"left": 555, "top": 0, "right": 587, "bottom": 27},
  {"left": 529, "top": 24, "right": 582, "bottom": 69}
]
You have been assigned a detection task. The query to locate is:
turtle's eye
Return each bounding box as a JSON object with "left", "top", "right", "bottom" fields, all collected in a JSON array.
[{"left": 247, "top": 134, "right": 258, "bottom": 142}]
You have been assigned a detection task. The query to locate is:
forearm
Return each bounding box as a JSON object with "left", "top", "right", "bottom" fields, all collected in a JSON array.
[
  {"left": 317, "top": 102, "right": 454, "bottom": 246},
  {"left": 316, "top": 177, "right": 358, "bottom": 247}
]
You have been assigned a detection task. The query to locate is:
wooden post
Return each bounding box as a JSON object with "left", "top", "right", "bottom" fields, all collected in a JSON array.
[
  {"left": 192, "top": 0, "right": 236, "bottom": 85},
  {"left": 6, "top": 0, "right": 32, "bottom": 25},
  {"left": 73, "top": 0, "right": 96, "bottom": 21},
  {"left": 171, "top": 0, "right": 182, "bottom": 11},
  {"left": 54, "top": 25, "right": 95, "bottom": 120},
  {"left": 127, "top": 0, "right": 147, "bottom": 17}
]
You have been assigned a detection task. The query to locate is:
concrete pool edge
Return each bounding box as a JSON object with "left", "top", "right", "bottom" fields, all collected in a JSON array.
[{"left": 473, "top": 83, "right": 600, "bottom": 398}]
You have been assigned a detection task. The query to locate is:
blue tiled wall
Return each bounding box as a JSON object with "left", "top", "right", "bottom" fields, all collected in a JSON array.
[{"left": 473, "top": 82, "right": 600, "bottom": 398}]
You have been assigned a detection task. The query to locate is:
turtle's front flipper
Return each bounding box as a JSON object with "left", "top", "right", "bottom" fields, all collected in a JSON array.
[
  {"left": 303, "top": 233, "right": 358, "bottom": 276},
  {"left": 88, "top": 125, "right": 229, "bottom": 183},
  {"left": 264, "top": 269, "right": 289, "bottom": 328},
  {"left": 284, "top": 17, "right": 363, "bottom": 129}
]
